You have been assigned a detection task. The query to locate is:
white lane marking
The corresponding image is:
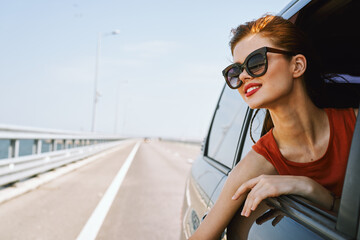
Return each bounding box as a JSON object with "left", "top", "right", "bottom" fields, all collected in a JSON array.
[{"left": 76, "top": 142, "right": 141, "bottom": 240}]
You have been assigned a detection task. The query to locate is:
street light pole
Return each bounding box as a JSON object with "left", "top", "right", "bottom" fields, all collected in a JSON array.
[{"left": 91, "top": 30, "right": 120, "bottom": 132}]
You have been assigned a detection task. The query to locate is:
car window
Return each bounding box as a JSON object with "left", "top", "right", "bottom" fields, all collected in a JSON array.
[
  {"left": 206, "top": 86, "right": 247, "bottom": 168},
  {"left": 240, "top": 109, "right": 267, "bottom": 160}
]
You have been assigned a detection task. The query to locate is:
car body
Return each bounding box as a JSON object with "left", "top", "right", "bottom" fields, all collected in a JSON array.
[{"left": 180, "top": 0, "right": 360, "bottom": 239}]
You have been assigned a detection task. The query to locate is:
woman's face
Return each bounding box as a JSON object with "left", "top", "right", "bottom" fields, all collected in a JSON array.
[{"left": 233, "top": 34, "right": 295, "bottom": 109}]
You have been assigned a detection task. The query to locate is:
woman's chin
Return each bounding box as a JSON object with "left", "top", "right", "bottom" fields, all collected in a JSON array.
[{"left": 246, "top": 101, "right": 263, "bottom": 109}]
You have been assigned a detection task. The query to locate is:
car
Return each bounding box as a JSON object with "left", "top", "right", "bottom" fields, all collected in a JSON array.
[{"left": 180, "top": 0, "right": 360, "bottom": 239}]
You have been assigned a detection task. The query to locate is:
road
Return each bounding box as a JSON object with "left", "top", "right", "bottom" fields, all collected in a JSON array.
[{"left": 0, "top": 140, "right": 199, "bottom": 240}]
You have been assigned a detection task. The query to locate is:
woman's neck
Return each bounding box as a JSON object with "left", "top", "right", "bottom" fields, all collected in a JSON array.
[
  {"left": 268, "top": 90, "right": 329, "bottom": 162},
  {"left": 271, "top": 102, "right": 324, "bottom": 143}
]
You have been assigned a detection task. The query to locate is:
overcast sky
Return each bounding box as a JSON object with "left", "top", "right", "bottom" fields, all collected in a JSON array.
[{"left": 0, "top": 0, "right": 289, "bottom": 140}]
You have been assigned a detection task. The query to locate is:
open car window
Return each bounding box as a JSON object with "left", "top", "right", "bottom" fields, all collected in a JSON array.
[{"left": 239, "top": 109, "right": 266, "bottom": 160}]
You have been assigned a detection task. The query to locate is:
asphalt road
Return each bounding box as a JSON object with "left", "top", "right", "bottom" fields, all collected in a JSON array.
[{"left": 0, "top": 140, "right": 199, "bottom": 240}]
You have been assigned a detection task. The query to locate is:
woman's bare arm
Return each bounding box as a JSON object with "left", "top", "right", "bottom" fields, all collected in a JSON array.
[
  {"left": 233, "top": 175, "right": 336, "bottom": 217},
  {"left": 189, "top": 149, "right": 277, "bottom": 240},
  {"left": 190, "top": 148, "right": 339, "bottom": 239}
]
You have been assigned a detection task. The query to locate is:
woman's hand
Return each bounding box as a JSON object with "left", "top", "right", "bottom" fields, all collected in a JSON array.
[
  {"left": 231, "top": 175, "right": 312, "bottom": 217},
  {"left": 256, "top": 208, "right": 285, "bottom": 226}
]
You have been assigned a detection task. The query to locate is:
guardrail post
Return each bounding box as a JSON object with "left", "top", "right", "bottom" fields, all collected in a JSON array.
[
  {"left": 34, "top": 140, "right": 42, "bottom": 154},
  {"left": 32, "top": 141, "right": 36, "bottom": 154},
  {"left": 63, "top": 140, "right": 68, "bottom": 149},
  {"left": 9, "top": 139, "right": 19, "bottom": 158},
  {"left": 51, "top": 139, "right": 57, "bottom": 151}
]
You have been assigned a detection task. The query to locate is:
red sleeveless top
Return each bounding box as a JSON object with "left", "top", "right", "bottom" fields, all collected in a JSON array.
[{"left": 252, "top": 108, "right": 356, "bottom": 196}]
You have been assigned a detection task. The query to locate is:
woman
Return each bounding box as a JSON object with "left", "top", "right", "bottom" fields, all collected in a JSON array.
[{"left": 189, "top": 15, "right": 358, "bottom": 240}]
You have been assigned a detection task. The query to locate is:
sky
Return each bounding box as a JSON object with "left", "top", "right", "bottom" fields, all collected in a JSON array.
[{"left": 0, "top": 0, "right": 290, "bottom": 141}]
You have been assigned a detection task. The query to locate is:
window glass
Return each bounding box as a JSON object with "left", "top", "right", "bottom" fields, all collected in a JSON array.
[
  {"left": 207, "top": 86, "right": 247, "bottom": 168},
  {"left": 240, "top": 109, "right": 267, "bottom": 159}
]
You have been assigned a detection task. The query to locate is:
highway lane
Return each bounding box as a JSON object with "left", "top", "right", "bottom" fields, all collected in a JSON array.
[
  {"left": 97, "top": 140, "right": 198, "bottom": 240},
  {"left": 0, "top": 140, "right": 199, "bottom": 240}
]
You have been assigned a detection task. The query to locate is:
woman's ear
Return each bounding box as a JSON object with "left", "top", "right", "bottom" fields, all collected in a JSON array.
[{"left": 292, "top": 54, "right": 306, "bottom": 78}]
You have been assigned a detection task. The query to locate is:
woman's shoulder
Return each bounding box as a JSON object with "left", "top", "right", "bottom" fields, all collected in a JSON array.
[
  {"left": 318, "top": 108, "right": 357, "bottom": 139},
  {"left": 233, "top": 149, "right": 277, "bottom": 176},
  {"left": 251, "top": 129, "right": 281, "bottom": 163},
  {"left": 252, "top": 129, "right": 275, "bottom": 150}
]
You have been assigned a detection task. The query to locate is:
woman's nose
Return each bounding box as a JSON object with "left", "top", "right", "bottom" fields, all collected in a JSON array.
[{"left": 239, "top": 68, "right": 252, "bottom": 83}]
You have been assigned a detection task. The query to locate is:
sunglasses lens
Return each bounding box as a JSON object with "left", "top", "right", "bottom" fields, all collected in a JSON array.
[
  {"left": 248, "top": 53, "right": 266, "bottom": 76},
  {"left": 227, "top": 66, "right": 242, "bottom": 88}
]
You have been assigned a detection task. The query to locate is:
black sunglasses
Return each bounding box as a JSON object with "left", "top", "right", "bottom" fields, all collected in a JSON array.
[{"left": 222, "top": 47, "right": 296, "bottom": 89}]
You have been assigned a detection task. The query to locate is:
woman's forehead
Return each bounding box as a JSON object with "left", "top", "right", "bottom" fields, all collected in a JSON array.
[{"left": 233, "top": 34, "right": 274, "bottom": 62}]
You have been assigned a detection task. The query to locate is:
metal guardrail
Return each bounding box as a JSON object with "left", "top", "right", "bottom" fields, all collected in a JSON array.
[
  {"left": 159, "top": 137, "right": 202, "bottom": 145},
  {"left": 0, "top": 141, "right": 124, "bottom": 187},
  {"left": 0, "top": 124, "right": 123, "bottom": 158},
  {"left": 0, "top": 124, "right": 126, "bottom": 187}
]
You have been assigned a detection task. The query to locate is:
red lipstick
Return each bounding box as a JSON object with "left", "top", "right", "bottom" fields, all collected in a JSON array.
[{"left": 244, "top": 83, "right": 262, "bottom": 97}]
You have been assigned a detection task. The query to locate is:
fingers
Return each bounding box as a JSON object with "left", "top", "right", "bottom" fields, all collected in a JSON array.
[
  {"left": 234, "top": 175, "right": 306, "bottom": 219},
  {"left": 241, "top": 186, "right": 267, "bottom": 217},
  {"left": 272, "top": 215, "right": 284, "bottom": 226},
  {"left": 255, "top": 209, "right": 278, "bottom": 225},
  {"left": 232, "top": 176, "right": 260, "bottom": 200},
  {"left": 256, "top": 209, "right": 284, "bottom": 226},
  {"left": 233, "top": 175, "right": 290, "bottom": 217},
  {"left": 240, "top": 176, "right": 279, "bottom": 217}
]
